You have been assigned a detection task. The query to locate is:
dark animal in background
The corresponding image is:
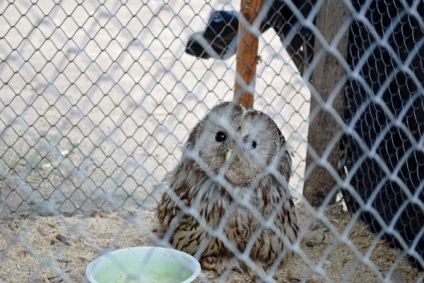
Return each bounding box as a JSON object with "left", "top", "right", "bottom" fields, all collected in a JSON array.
[
  {"left": 185, "top": 10, "right": 239, "bottom": 60},
  {"left": 185, "top": 0, "right": 317, "bottom": 76},
  {"left": 342, "top": 0, "right": 424, "bottom": 271}
]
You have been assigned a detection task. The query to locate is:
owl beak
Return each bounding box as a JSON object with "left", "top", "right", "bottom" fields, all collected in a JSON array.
[{"left": 225, "top": 149, "right": 232, "bottom": 161}]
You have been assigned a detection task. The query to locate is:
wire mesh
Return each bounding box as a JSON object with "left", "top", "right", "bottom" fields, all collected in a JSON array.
[
  {"left": 0, "top": 0, "right": 423, "bottom": 282},
  {"left": 342, "top": 0, "right": 424, "bottom": 272}
]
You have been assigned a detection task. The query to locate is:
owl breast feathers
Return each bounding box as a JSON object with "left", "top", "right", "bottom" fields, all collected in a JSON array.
[{"left": 157, "top": 101, "right": 298, "bottom": 270}]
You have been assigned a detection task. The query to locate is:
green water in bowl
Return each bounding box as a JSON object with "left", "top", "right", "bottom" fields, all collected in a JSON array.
[
  {"left": 98, "top": 269, "right": 191, "bottom": 283},
  {"left": 90, "top": 249, "right": 194, "bottom": 283},
  {"left": 106, "top": 271, "right": 189, "bottom": 283}
]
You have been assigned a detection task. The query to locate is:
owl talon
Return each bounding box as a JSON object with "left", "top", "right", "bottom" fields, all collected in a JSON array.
[
  {"left": 201, "top": 256, "right": 229, "bottom": 273},
  {"left": 201, "top": 256, "right": 217, "bottom": 270}
]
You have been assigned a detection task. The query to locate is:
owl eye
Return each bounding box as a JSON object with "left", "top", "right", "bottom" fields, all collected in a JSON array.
[
  {"left": 215, "top": 131, "right": 227, "bottom": 142},
  {"left": 243, "top": 135, "right": 257, "bottom": 149}
]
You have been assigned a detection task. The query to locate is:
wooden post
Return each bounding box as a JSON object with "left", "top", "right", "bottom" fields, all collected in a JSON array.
[
  {"left": 234, "top": 0, "right": 264, "bottom": 109},
  {"left": 303, "top": 1, "right": 349, "bottom": 206}
]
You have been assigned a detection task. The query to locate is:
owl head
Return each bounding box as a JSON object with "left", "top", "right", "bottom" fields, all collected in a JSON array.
[{"left": 184, "top": 102, "right": 289, "bottom": 186}]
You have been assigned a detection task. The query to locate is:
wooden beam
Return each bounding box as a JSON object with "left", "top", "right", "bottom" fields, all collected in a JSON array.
[
  {"left": 303, "top": 0, "right": 349, "bottom": 206},
  {"left": 234, "top": 0, "right": 264, "bottom": 109}
]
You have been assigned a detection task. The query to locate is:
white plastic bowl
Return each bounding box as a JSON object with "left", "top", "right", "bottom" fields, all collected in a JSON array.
[{"left": 86, "top": 246, "right": 201, "bottom": 283}]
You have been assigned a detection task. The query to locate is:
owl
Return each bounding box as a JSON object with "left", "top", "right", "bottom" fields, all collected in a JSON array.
[{"left": 156, "top": 101, "right": 298, "bottom": 274}]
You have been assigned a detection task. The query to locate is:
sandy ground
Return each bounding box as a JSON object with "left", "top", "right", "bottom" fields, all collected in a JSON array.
[
  {"left": 0, "top": 202, "right": 423, "bottom": 283},
  {"left": 1, "top": 1, "right": 423, "bottom": 282}
]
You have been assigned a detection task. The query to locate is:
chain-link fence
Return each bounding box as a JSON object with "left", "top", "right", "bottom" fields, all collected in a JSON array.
[{"left": 0, "top": 0, "right": 423, "bottom": 282}]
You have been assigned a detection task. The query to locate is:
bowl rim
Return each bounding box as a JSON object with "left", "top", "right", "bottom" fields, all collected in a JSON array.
[{"left": 85, "top": 246, "right": 201, "bottom": 283}]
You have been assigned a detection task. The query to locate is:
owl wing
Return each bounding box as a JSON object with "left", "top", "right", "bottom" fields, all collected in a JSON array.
[{"left": 156, "top": 164, "right": 189, "bottom": 227}]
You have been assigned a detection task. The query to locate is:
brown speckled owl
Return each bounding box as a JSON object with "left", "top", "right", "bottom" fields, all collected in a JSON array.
[{"left": 157, "top": 101, "right": 298, "bottom": 273}]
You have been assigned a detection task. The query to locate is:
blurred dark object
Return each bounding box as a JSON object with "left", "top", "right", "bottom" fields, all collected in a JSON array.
[
  {"left": 342, "top": 0, "right": 424, "bottom": 271},
  {"left": 186, "top": 10, "right": 239, "bottom": 59},
  {"left": 185, "top": 0, "right": 316, "bottom": 75}
]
